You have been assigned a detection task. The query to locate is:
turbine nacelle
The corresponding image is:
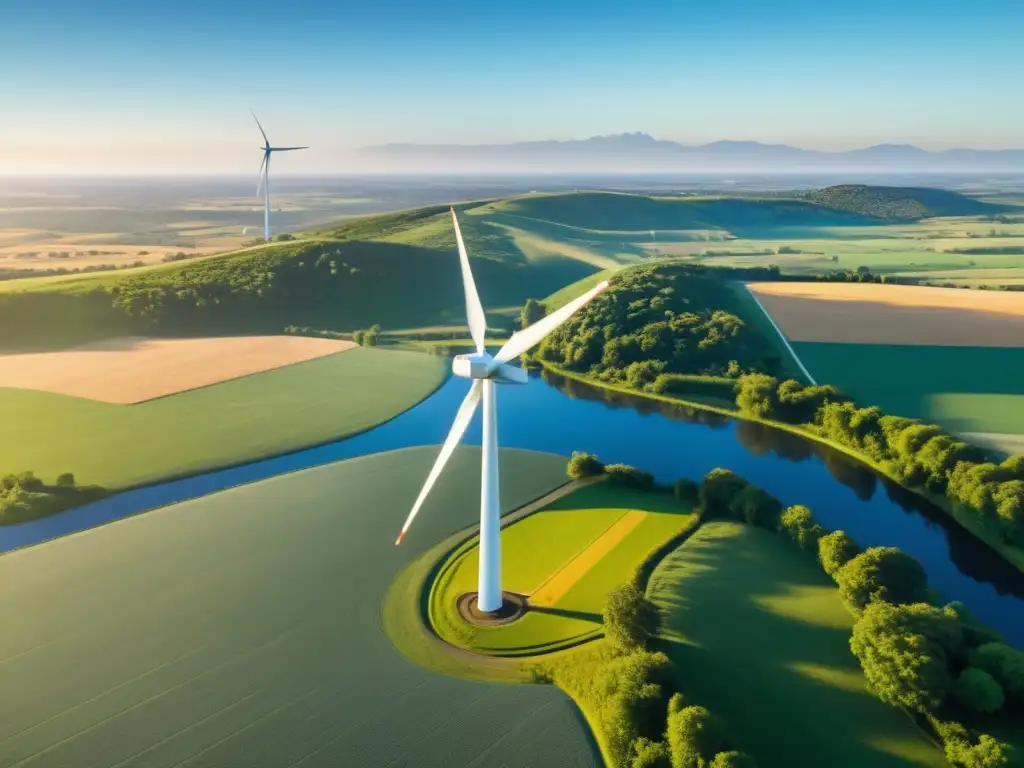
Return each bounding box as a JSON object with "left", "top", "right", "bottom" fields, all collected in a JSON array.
[{"left": 452, "top": 353, "right": 528, "bottom": 385}]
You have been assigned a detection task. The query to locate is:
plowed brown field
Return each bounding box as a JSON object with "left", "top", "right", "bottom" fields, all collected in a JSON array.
[
  {"left": 747, "top": 282, "right": 1024, "bottom": 347},
  {"left": 0, "top": 335, "right": 355, "bottom": 403}
]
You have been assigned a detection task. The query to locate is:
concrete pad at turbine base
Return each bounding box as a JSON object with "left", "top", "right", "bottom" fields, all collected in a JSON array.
[{"left": 457, "top": 591, "right": 529, "bottom": 626}]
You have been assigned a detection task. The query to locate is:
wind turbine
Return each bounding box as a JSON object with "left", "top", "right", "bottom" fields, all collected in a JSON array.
[
  {"left": 252, "top": 111, "right": 308, "bottom": 242},
  {"left": 394, "top": 208, "right": 610, "bottom": 614}
]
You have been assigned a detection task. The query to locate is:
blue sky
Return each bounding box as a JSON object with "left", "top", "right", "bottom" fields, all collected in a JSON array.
[{"left": 2, "top": 0, "right": 1022, "bottom": 172}]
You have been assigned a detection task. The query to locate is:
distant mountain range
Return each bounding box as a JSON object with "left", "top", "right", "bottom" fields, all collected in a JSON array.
[{"left": 356, "top": 133, "right": 1024, "bottom": 173}]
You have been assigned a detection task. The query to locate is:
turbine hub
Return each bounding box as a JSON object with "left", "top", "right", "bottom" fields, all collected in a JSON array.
[{"left": 451, "top": 353, "right": 527, "bottom": 385}]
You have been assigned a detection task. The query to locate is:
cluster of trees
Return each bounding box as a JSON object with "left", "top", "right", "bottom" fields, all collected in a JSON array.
[
  {"left": 565, "top": 581, "right": 758, "bottom": 768},
  {"left": 0, "top": 471, "right": 103, "bottom": 524},
  {"left": 352, "top": 324, "right": 381, "bottom": 346},
  {"left": 537, "top": 265, "right": 783, "bottom": 385},
  {"left": 696, "top": 467, "right": 1021, "bottom": 767},
  {"left": 567, "top": 452, "right": 655, "bottom": 490},
  {"left": 735, "top": 374, "right": 1024, "bottom": 549},
  {"left": 802, "top": 185, "right": 1006, "bottom": 221}
]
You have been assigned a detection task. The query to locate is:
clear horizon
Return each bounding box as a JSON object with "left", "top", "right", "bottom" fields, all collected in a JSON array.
[{"left": 5, "top": 0, "right": 1022, "bottom": 174}]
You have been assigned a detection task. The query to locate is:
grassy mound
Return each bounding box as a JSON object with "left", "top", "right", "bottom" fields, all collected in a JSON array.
[
  {"left": 431, "top": 483, "right": 696, "bottom": 655},
  {"left": 0, "top": 446, "right": 602, "bottom": 768},
  {"left": 0, "top": 347, "right": 446, "bottom": 490},
  {"left": 648, "top": 521, "right": 948, "bottom": 768}
]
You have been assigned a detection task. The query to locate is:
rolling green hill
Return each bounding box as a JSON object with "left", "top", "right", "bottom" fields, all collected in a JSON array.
[
  {"left": 3, "top": 187, "right": 1020, "bottom": 351},
  {"left": 804, "top": 184, "right": 1010, "bottom": 221}
]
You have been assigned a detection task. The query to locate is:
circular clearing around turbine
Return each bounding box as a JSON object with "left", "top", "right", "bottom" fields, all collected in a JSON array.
[{"left": 457, "top": 591, "right": 528, "bottom": 626}]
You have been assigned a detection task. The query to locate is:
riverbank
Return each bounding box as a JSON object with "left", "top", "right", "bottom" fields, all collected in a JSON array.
[{"left": 537, "top": 359, "right": 1024, "bottom": 574}]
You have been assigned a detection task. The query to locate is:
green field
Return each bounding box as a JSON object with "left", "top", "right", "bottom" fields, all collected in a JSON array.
[
  {"left": 0, "top": 446, "right": 602, "bottom": 768},
  {"left": 431, "top": 483, "right": 696, "bottom": 655},
  {"left": 792, "top": 341, "right": 1024, "bottom": 442},
  {"left": 0, "top": 347, "right": 447, "bottom": 490},
  {"left": 648, "top": 521, "right": 949, "bottom": 768}
]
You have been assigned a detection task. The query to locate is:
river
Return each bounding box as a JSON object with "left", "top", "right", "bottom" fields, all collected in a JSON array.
[{"left": 4, "top": 370, "right": 1023, "bottom": 646}]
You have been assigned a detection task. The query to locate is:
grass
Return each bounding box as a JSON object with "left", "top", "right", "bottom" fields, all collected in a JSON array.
[
  {"left": 431, "top": 483, "right": 696, "bottom": 655},
  {"left": 791, "top": 342, "right": 1024, "bottom": 437},
  {"left": 648, "top": 521, "right": 949, "bottom": 768},
  {"left": 0, "top": 347, "right": 447, "bottom": 490},
  {"left": 0, "top": 446, "right": 602, "bottom": 768}
]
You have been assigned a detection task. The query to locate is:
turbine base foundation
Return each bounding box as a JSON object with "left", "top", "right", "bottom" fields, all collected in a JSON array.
[{"left": 456, "top": 591, "right": 527, "bottom": 626}]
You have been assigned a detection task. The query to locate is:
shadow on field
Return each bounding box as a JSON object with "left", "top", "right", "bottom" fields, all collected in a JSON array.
[
  {"left": 529, "top": 605, "right": 603, "bottom": 624},
  {"left": 649, "top": 522, "right": 946, "bottom": 768}
]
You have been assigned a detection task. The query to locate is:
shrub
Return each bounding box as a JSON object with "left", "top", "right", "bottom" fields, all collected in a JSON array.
[
  {"left": 666, "top": 705, "right": 730, "bottom": 768},
  {"left": 817, "top": 530, "right": 861, "bottom": 579},
  {"left": 835, "top": 546, "right": 931, "bottom": 613},
  {"left": 850, "top": 601, "right": 962, "bottom": 712},
  {"left": 952, "top": 667, "right": 1005, "bottom": 713},
  {"left": 568, "top": 451, "right": 606, "bottom": 480},
  {"left": 631, "top": 738, "right": 671, "bottom": 768},
  {"left": 735, "top": 373, "right": 779, "bottom": 418},
  {"left": 673, "top": 478, "right": 699, "bottom": 505},
  {"left": 728, "top": 485, "right": 782, "bottom": 529},
  {"left": 595, "top": 650, "right": 673, "bottom": 764},
  {"left": 606, "top": 464, "right": 656, "bottom": 490},
  {"left": 934, "top": 720, "right": 1016, "bottom": 768},
  {"left": 352, "top": 329, "right": 365, "bottom": 345},
  {"left": 778, "top": 505, "right": 826, "bottom": 551},
  {"left": 700, "top": 469, "right": 748, "bottom": 517},
  {"left": 16, "top": 471, "right": 43, "bottom": 491},
  {"left": 55, "top": 473, "right": 76, "bottom": 488},
  {"left": 604, "top": 583, "right": 660, "bottom": 652},
  {"left": 969, "top": 643, "right": 1024, "bottom": 701},
  {"left": 710, "top": 752, "right": 758, "bottom": 768}
]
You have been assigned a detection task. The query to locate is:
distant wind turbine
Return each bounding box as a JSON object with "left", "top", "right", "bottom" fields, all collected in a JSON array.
[
  {"left": 393, "top": 208, "right": 609, "bottom": 614},
  {"left": 252, "top": 111, "right": 307, "bottom": 242}
]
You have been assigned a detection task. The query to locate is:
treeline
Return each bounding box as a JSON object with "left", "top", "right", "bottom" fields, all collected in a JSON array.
[
  {"left": 698, "top": 467, "right": 1021, "bottom": 767},
  {"left": 735, "top": 374, "right": 1024, "bottom": 549},
  {"left": 803, "top": 185, "right": 1008, "bottom": 221},
  {"left": 0, "top": 471, "right": 105, "bottom": 525},
  {"left": 0, "top": 262, "right": 147, "bottom": 281},
  {"left": 562, "top": 454, "right": 754, "bottom": 767}
]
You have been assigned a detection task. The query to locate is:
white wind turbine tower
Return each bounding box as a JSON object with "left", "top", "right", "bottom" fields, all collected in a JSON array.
[
  {"left": 252, "top": 111, "right": 308, "bottom": 242},
  {"left": 394, "top": 208, "right": 610, "bottom": 613}
]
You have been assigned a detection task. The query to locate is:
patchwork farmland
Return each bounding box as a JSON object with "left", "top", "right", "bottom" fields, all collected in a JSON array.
[{"left": 746, "top": 281, "right": 1024, "bottom": 453}]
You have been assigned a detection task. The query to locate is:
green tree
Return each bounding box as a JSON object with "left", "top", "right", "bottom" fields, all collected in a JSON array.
[
  {"left": 969, "top": 643, "right": 1024, "bottom": 701},
  {"left": 817, "top": 530, "right": 861, "bottom": 579},
  {"left": 631, "top": 738, "right": 671, "bottom": 768},
  {"left": 700, "top": 469, "right": 748, "bottom": 517},
  {"left": 666, "top": 705, "right": 729, "bottom": 768},
  {"left": 604, "top": 583, "right": 660, "bottom": 652},
  {"left": 936, "top": 721, "right": 1016, "bottom": 768},
  {"left": 735, "top": 373, "right": 779, "bottom": 418},
  {"left": 673, "top": 478, "right": 699, "bottom": 504},
  {"left": 850, "top": 601, "right": 962, "bottom": 712},
  {"left": 520, "top": 297, "right": 547, "bottom": 330},
  {"left": 352, "top": 329, "right": 365, "bottom": 345},
  {"left": 710, "top": 752, "right": 757, "bottom": 768},
  {"left": 778, "top": 505, "right": 825, "bottom": 550},
  {"left": 835, "top": 547, "right": 931, "bottom": 613},
  {"left": 568, "top": 452, "right": 605, "bottom": 480},
  {"left": 728, "top": 485, "right": 782, "bottom": 529},
  {"left": 952, "top": 667, "right": 1005, "bottom": 713},
  {"left": 55, "top": 473, "right": 76, "bottom": 488}
]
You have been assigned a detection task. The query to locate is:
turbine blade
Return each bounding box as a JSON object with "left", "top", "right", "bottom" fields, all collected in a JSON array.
[
  {"left": 270, "top": 146, "right": 309, "bottom": 152},
  {"left": 257, "top": 151, "right": 268, "bottom": 195},
  {"left": 251, "top": 109, "right": 269, "bottom": 146},
  {"left": 395, "top": 380, "right": 482, "bottom": 545},
  {"left": 493, "top": 280, "right": 611, "bottom": 366},
  {"left": 451, "top": 208, "right": 487, "bottom": 354}
]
